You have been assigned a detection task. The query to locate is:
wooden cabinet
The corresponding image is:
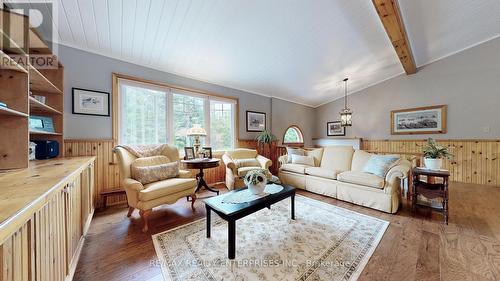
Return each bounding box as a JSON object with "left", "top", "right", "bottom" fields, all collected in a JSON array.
[{"left": 0, "top": 157, "right": 95, "bottom": 281}]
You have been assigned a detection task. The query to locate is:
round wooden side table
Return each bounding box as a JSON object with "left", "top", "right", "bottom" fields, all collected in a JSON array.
[{"left": 181, "top": 158, "right": 220, "bottom": 195}]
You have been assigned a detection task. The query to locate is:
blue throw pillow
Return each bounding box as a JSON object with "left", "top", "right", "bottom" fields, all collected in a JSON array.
[{"left": 363, "top": 155, "right": 400, "bottom": 178}]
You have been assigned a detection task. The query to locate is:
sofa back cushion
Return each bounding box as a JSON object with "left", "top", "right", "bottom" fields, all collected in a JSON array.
[
  {"left": 131, "top": 156, "right": 179, "bottom": 185},
  {"left": 363, "top": 155, "right": 400, "bottom": 178},
  {"left": 351, "top": 150, "right": 374, "bottom": 171},
  {"left": 233, "top": 158, "right": 260, "bottom": 168},
  {"left": 291, "top": 154, "right": 315, "bottom": 166},
  {"left": 320, "top": 146, "right": 354, "bottom": 172},
  {"left": 227, "top": 149, "right": 258, "bottom": 159},
  {"left": 305, "top": 148, "right": 324, "bottom": 167},
  {"left": 286, "top": 147, "right": 305, "bottom": 163}
]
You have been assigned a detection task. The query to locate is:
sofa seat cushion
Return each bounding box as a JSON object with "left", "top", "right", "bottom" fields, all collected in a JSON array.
[
  {"left": 139, "top": 178, "right": 196, "bottom": 201},
  {"left": 337, "top": 171, "right": 385, "bottom": 189},
  {"left": 237, "top": 166, "right": 262, "bottom": 177},
  {"left": 305, "top": 167, "right": 338, "bottom": 180},
  {"left": 280, "top": 163, "right": 309, "bottom": 174}
]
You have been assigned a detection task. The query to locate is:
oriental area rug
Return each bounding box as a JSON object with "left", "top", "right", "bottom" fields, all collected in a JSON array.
[{"left": 152, "top": 195, "right": 388, "bottom": 281}]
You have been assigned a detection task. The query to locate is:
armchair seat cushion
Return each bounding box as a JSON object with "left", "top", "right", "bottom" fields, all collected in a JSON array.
[
  {"left": 139, "top": 178, "right": 196, "bottom": 201},
  {"left": 337, "top": 171, "right": 385, "bottom": 189},
  {"left": 280, "top": 163, "right": 309, "bottom": 174},
  {"left": 237, "top": 166, "right": 262, "bottom": 177},
  {"left": 305, "top": 167, "right": 338, "bottom": 180}
]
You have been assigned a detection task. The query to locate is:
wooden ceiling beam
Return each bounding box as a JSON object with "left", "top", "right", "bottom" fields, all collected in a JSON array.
[{"left": 372, "top": 0, "right": 417, "bottom": 74}]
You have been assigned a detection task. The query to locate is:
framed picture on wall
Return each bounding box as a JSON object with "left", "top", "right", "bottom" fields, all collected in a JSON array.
[
  {"left": 327, "top": 121, "right": 345, "bottom": 136},
  {"left": 246, "top": 111, "right": 266, "bottom": 132},
  {"left": 72, "top": 88, "right": 110, "bottom": 116},
  {"left": 391, "top": 105, "right": 447, "bottom": 135}
]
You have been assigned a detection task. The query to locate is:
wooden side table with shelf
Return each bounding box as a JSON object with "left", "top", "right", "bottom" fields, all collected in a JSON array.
[{"left": 411, "top": 167, "right": 450, "bottom": 224}]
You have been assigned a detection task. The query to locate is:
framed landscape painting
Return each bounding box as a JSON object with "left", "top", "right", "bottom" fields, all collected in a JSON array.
[
  {"left": 391, "top": 105, "right": 447, "bottom": 135},
  {"left": 246, "top": 111, "right": 266, "bottom": 132},
  {"left": 72, "top": 88, "right": 110, "bottom": 116},
  {"left": 327, "top": 121, "right": 345, "bottom": 136}
]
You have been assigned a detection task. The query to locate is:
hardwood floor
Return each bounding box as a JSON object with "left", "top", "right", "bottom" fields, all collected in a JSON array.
[{"left": 74, "top": 182, "right": 500, "bottom": 281}]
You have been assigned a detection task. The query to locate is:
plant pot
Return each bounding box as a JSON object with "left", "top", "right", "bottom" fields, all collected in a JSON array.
[
  {"left": 248, "top": 180, "right": 267, "bottom": 195},
  {"left": 424, "top": 158, "right": 443, "bottom": 170}
]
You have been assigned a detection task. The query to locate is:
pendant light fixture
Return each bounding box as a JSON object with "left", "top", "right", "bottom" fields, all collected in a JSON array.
[{"left": 340, "top": 78, "right": 352, "bottom": 127}]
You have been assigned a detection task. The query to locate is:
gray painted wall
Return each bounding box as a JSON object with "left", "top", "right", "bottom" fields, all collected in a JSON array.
[
  {"left": 271, "top": 98, "right": 315, "bottom": 147},
  {"left": 315, "top": 37, "right": 500, "bottom": 140},
  {"left": 58, "top": 44, "right": 315, "bottom": 144}
]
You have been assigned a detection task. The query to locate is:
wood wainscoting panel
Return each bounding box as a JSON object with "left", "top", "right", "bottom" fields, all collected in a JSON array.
[
  {"left": 64, "top": 140, "right": 125, "bottom": 208},
  {"left": 361, "top": 139, "right": 500, "bottom": 187},
  {"left": 65, "top": 138, "right": 499, "bottom": 209},
  {"left": 63, "top": 139, "right": 271, "bottom": 207}
]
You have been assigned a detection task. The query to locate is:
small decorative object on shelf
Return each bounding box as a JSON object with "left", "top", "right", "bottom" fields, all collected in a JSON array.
[
  {"left": 33, "top": 95, "right": 46, "bottom": 104},
  {"left": 0, "top": 102, "right": 6, "bottom": 108},
  {"left": 29, "top": 142, "right": 37, "bottom": 160},
  {"left": 422, "top": 138, "right": 453, "bottom": 170},
  {"left": 244, "top": 169, "right": 268, "bottom": 195}
]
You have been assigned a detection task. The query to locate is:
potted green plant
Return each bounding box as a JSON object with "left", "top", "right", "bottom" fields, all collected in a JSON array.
[
  {"left": 255, "top": 129, "right": 277, "bottom": 156},
  {"left": 422, "top": 138, "right": 453, "bottom": 170}
]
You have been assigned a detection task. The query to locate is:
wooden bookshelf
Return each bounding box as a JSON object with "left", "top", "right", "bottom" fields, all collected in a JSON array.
[
  {"left": 0, "top": 50, "right": 27, "bottom": 73},
  {"left": 0, "top": 8, "right": 64, "bottom": 170},
  {"left": 29, "top": 130, "right": 62, "bottom": 136},
  {"left": 0, "top": 106, "right": 28, "bottom": 117},
  {"left": 29, "top": 96, "right": 62, "bottom": 115},
  {"left": 29, "top": 64, "right": 63, "bottom": 94}
]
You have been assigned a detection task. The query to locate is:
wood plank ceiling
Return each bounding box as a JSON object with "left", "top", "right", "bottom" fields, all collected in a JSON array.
[{"left": 13, "top": 0, "right": 500, "bottom": 107}]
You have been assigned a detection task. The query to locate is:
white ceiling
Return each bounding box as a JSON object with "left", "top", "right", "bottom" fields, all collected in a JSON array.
[{"left": 17, "top": 0, "right": 500, "bottom": 107}]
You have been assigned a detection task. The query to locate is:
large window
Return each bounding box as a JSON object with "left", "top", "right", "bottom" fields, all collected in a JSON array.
[{"left": 118, "top": 77, "right": 236, "bottom": 151}]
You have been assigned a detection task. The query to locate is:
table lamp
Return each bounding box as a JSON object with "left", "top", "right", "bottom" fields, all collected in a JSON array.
[{"left": 187, "top": 124, "right": 206, "bottom": 155}]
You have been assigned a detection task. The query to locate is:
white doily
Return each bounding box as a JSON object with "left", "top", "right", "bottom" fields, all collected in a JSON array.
[{"left": 221, "top": 184, "right": 284, "bottom": 204}]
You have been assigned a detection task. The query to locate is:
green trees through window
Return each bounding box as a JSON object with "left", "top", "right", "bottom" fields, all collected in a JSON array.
[
  {"left": 119, "top": 79, "right": 235, "bottom": 151},
  {"left": 120, "top": 85, "right": 167, "bottom": 145},
  {"left": 283, "top": 125, "right": 304, "bottom": 144},
  {"left": 173, "top": 94, "right": 205, "bottom": 150}
]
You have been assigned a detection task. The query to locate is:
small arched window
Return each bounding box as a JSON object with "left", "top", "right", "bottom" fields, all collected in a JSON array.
[{"left": 283, "top": 125, "right": 304, "bottom": 146}]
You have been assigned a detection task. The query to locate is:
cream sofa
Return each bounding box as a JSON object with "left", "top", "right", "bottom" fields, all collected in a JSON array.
[
  {"left": 278, "top": 146, "right": 411, "bottom": 213},
  {"left": 114, "top": 145, "right": 197, "bottom": 232},
  {"left": 222, "top": 148, "right": 272, "bottom": 190}
]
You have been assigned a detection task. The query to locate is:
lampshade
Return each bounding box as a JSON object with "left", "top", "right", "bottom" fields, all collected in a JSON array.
[{"left": 186, "top": 124, "right": 207, "bottom": 136}]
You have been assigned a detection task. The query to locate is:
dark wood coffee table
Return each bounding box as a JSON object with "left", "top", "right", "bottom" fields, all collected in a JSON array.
[{"left": 204, "top": 184, "right": 296, "bottom": 259}]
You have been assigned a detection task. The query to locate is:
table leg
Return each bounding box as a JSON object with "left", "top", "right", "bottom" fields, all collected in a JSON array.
[
  {"left": 228, "top": 220, "right": 235, "bottom": 259},
  {"left": 197, "top": 168, "right": 220, "bottom": 195},
  {"left": 291, "top": 193, "right": 295, "bottom": 220},
  {"left": 206, "top": 205, "right": 211, "bottom": 238}
]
